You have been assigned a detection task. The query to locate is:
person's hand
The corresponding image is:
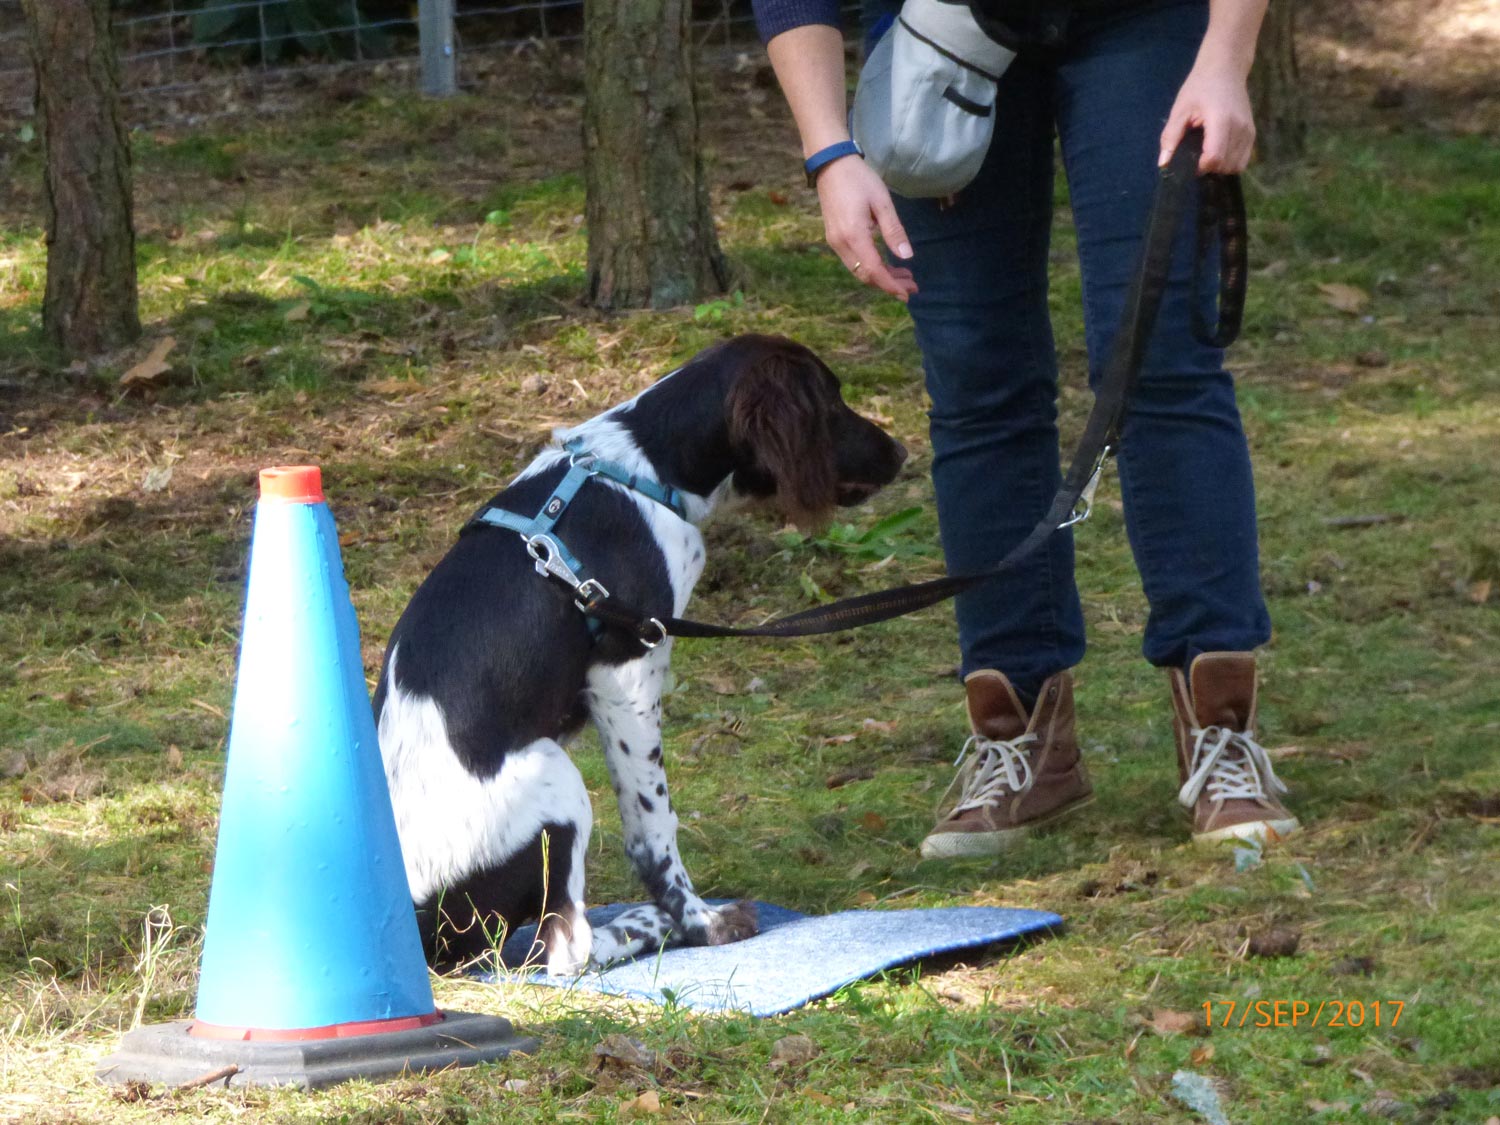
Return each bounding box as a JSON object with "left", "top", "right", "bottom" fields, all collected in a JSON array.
[
  {"left": 814, "top": 156, "right": 918, "bottom": 301},
  {"left": 1159, "top": 62, "right": 1256, "bottom": 174}
]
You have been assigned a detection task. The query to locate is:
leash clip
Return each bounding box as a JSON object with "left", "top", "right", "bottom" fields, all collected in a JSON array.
[
  {"left": 526, "top": 533, "right": 585, "bottom": 589},
  {"left": 1060, "top": 445, "right": 1112, "bottom": 530}
]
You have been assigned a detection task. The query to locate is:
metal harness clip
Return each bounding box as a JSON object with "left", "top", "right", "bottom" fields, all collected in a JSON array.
[
  {"left": 1059, "top": 444, "right": 1112, "bottom": 530},
  {"left": 525, "top": 534, "right": 585, "bottom": 588}
]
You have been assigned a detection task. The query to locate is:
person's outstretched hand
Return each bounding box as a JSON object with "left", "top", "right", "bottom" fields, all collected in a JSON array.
[
  {"left": 815, "top": 157, "right": 919, "bottom": 301},
  {"left": 1159, "top": 62, "right": 1256, "bottom": 174}
]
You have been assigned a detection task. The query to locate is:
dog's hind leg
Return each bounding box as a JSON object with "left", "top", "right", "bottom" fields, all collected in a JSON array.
[
  {"left": 380, "top": 668, "right": 595, "bottom": 973},
  {"left": 587, "top": 651, "right": 759, "bottom": 948}
]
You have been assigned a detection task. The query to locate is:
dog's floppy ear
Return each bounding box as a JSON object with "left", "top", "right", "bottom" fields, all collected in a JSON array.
[{"left": 725, "top": 341, "right": 840, "bottom": 530}]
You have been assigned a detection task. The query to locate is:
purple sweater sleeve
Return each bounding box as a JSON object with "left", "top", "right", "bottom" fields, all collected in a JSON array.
[{"left": 752, "top": 0, "right": 843, "bottom": 43}]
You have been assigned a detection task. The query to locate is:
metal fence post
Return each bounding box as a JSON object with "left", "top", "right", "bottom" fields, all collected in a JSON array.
[{"left": 418, "top": 0, "right": 456, "bottom": 97}]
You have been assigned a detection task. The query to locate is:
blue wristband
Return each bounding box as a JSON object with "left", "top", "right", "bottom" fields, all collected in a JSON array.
[{"left": 804, "top": 140, "right": 863, "bottom": 187}]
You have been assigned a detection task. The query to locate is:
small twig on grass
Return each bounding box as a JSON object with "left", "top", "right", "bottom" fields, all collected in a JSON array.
[
  {"left": 1321, "top": 513, "right": 1404, "bottom": 528},
  {"left": 173, "top": 1064, "right": 240, "bottom": 1092}
]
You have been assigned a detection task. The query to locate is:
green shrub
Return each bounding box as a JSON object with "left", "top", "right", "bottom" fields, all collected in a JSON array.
[{"left": 192, "top": 0, "right": 391, "bottom": 63}]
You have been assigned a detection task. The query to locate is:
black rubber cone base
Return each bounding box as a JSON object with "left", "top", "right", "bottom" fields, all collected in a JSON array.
[{"left": 95, "top": 1010, "right": 537, "bottom": 1090}]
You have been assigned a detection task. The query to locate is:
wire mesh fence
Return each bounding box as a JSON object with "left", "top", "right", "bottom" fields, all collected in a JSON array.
[{"left": 0, "top": 0, "right": 771, "bottom": 129}]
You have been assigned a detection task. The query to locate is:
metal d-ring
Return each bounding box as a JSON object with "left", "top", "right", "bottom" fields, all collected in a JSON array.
[{"left": 637, "top": 618, "right": 668, "bottom": 650}]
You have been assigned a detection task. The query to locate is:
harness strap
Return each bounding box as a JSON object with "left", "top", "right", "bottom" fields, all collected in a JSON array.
[
  {"left": 561, "top": 437, "right": 689, "bottom": 520},
  {"left": 462, "top": 439, "right": 692, "bottom": 639},
  {"left": 574, "top": 129, "right": 1247, "bottom": 648}
]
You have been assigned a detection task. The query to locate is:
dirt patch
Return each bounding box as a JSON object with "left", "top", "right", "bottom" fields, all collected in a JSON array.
[{"left": 1302, "top": 0, "right": 1500, "bottom": 133}]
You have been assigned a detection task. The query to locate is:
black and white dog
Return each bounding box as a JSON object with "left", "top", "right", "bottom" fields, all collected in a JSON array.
[{"left": 374, "top": 334, "right": 906, "bottom": 975}]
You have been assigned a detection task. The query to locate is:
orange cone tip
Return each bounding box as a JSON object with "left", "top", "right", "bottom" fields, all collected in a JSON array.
[{"left": 259, "top": 465, "right": 324, "bottom": 504}]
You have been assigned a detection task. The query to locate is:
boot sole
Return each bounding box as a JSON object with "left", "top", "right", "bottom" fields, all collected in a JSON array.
[
  {"left": 919, "top": 793, "right": 1095, "bottom": 860},
  {"left": 1192, "top": 816, "right": 1301, "bottom": 847}
]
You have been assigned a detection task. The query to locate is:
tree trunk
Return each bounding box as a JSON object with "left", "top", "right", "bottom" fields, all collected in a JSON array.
[
  {"left": 1250, "top": 0, "right": 1306, "bottom": 165},
  {"left": 21, "top": 0, "right": 140, "bottom": 360},
  {"left": 582, "top": 0, "right": 728, "bottom": 310}
]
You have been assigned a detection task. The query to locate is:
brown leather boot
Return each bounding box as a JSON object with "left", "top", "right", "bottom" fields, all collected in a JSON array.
[
  {"left": 1168, "top": 652, "right": 1299, "bottom": 845},
  {"left": 919, "top": 670, "right": 1094, "bottom": 859}
]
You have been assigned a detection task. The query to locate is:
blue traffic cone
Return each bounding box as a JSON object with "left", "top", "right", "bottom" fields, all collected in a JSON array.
[
  {"left": 97, "top": 467, "right": 532, "bottom": 1088},
  {"left": 193, "top": 464, "right": 432, "bottom": 1036}
]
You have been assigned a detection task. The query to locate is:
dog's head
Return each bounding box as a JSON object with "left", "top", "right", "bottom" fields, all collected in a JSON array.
[{"left": 720, "top": 335, "right": 907, "bottom": 529}]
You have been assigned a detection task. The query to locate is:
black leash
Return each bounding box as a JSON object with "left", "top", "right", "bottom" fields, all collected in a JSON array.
[{"left": 581, "top": 129, "right": 1245, "bottom": 648}]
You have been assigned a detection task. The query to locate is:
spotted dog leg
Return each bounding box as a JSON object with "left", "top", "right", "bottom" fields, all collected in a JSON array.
[
  {"left": 589, "top": 903, "right": 677, "bottom": 966},
  {"left": 586, "top": 649, "right": 759, "bottom": 951}
]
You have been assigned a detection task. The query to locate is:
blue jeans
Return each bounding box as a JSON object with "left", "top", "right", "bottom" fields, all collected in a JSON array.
[{"left": 889, "top": 0, "right": 1271, "bottom": 699}]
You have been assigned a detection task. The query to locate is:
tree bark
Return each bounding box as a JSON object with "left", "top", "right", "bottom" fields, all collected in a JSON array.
[
  {"left": 1250, "top": 0, "right": 1306, "bottom": 165},
  {"left": 582, "top": 0, "right": 728, "bottom": 310},
  {"left": 21, "top": 0, "right": 140, "bottom": 360}
]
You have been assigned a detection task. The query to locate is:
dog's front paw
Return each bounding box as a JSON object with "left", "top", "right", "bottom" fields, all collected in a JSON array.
[{"left": 702, "top": 899, "right": 759, "bottom": 946}]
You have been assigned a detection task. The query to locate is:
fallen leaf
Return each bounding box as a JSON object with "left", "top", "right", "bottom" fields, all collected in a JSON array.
[
  {"left": 620, "top": 1089, "right": 661, "bottom": 1116},
  {"left": 141, "top": 464, "right": 173, "bottom": 493},
  {"left": 1149, "top": 1008, "right": 1208, "bottom": 1037},
  {"left": 120, "top": 336, "right": 177, "bottom": 387},
  {"left": 858, "top": 811, "right": 887, "bottom": 833},
  {"left": 821, "top": 733, "right": 857, "bottom": 745},
  {"left": 283, "top": 300, "right": 311, "bottom": 322},
  {"left": 1246, "top": 927, "right": 1301, "bottom": 958},
  {"left": 930, "top": 1103, "right": 978, "bottom": 1121},
  {"left": 1171, "top": 1069, "right": 1230, "bottom": 1125},
  {"left": 825, "top": 768, "right": 874, "bottom": 789},
  {"left": 851, "top": 890, "right": 878, "bottom": 906},
  {"left": 701, "top": 674, "right": 739, "bottom": 696},
  {"left": 769, "top": 1034, "right": 819, "bottom": 1069},
  {"left": 861, "top": 718, "right": 897, "bottom": 733},
  {"left": 364, "top": 378, "right": 420, "bottom": 395},
  {"left": 1469, "top": 579, "right": 1492, "bottom": 605},
  {"left": 112, "top": 1079, "right": 153, "bottom": 1103},
  {"left": 1318, "top": 282, "right": 1370, "bottom": 314},
  {"left": 1365, "top": 1094, "right": 1410, "bottom": 1119},
  {"left": 768, "top": 190, "right": 789, "bottom": 206},
  {"left": 801, "top": 1089, "right": 837, "bottom": 1106},
  {"left": 1190, "top": 1044, "right": 1216, "bottom": 1066},
  {"left": 595, "top": 1034, "right": 656, "bottom": 1072},
  {"left": 1304, "top": 1044, "right": 1335, "bottom": 1068}
]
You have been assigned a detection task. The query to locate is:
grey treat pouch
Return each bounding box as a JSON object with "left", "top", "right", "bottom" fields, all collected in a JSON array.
[{"left": 851, "top": 0, "right": 1016, "bottom": 199}]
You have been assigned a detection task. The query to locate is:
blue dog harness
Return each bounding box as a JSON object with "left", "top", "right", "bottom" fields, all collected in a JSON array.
[{"left": 463, "top": 438, "right": 689, "bottom": 644}]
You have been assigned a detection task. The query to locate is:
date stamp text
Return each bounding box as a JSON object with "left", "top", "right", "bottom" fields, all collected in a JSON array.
[{"left": 1203, "top": 1000, "right": 1405, "bottom": 1029}]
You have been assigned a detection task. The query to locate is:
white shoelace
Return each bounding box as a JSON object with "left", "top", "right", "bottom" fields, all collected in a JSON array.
[
  {"left": 1178, "top": 725, "right": 1288, "bottom": 809},
  {"left": 946, "top": 733, "right": 1040, "bottom": 815}
]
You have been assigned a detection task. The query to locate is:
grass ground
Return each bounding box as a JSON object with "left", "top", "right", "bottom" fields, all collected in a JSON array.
[{"left": 2, "top": 24, "right": 1499, "bottom": 1125}]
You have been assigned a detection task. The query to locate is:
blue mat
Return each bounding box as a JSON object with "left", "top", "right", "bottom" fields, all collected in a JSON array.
[{"left": 480, "top": 901, "right": 1062, "bottom": 1017}]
